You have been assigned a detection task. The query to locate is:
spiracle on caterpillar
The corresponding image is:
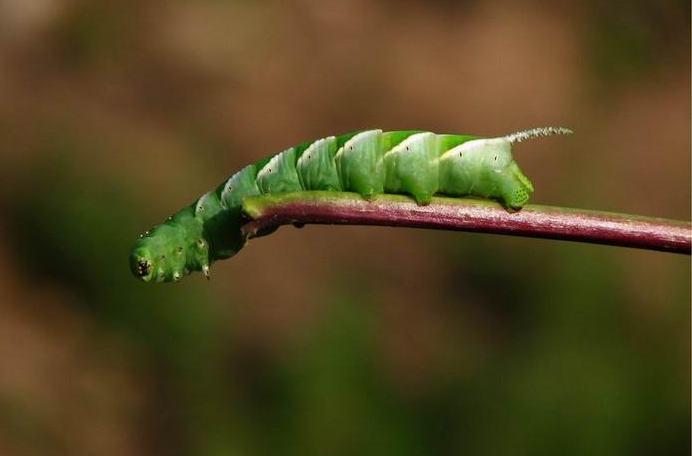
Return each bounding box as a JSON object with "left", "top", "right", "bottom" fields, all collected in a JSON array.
[{"left": 130, "top": 127, "right": 572, "bottom": 283}]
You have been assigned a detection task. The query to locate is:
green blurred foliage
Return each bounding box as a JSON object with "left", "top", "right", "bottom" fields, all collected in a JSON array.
[
  {"left": 49, "top": 2, "right": 132, "bottom": 70},
  {"left": 587, "top": 0, "right": 690, "bottom": 92}
]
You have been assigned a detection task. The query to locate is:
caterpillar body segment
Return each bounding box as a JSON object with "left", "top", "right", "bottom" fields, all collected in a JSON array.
[
  {"left": 439, "top": 137, "right": 528, "bottom": 207},
  {"left": 218, "top": 164, "right": 261, "bottom": 209},
  {"left": 256, "top": 148, "right": 302, "bottom": 194},
  {"left": 130, "top": 127, "right": 572, "bottom": 283},
  {"left": 383, "top": 131, "right": 438, "bottom": 205},
  {"left": 335, "top": 129, "right": 386, "bottom": 198},
  {"left": 295, "top": 136, "right": 342, "bottom": 191}
]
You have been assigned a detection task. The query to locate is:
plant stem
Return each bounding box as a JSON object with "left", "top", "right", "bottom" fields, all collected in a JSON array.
[{"left": 241, "top": 191, "right": 691, "bottom": 255}]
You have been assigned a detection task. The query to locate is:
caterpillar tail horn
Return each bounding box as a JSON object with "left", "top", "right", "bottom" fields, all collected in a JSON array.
[{"left": 504, "top": 126, "right": 573, "bottom": 144}]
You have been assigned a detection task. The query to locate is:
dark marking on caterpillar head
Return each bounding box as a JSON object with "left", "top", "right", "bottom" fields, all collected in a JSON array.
[{"left": 136, "top": 260, "right": 150, "bottom": 278}]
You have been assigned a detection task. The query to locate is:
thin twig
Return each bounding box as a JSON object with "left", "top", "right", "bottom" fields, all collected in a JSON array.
[{"left": 241, "top": 191, "right": 691, "bottom": 255}]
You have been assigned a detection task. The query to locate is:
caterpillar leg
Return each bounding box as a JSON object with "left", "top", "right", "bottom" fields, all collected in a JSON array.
[{"left": 498, "top": 162, "right": 534, "bottom": 210}]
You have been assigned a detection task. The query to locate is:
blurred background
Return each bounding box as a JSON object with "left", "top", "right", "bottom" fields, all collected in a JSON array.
[{"left": 0, "top": 0, "right": 689, "bottom": 455}]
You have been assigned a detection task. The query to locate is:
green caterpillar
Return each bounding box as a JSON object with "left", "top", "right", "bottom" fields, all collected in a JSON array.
[{"left": 130, "top": 127, "right": 572, "bottom": 283}]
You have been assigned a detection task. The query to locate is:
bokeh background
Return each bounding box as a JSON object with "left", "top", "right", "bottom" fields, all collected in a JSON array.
[{"left": 0, "top": 0, "right": 689, "bottom": 455}]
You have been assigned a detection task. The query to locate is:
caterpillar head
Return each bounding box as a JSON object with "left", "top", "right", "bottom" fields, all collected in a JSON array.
[
  {"left": 130, "top": 225, "right": 213, "bottom": 283},
  {"left": 130, "top": 237, "right": 159, "bottom": 283},
  {"left": 130, "top": 223, "right": 204, "bottom": 283},
  {"left": 130, "top": 238, "right": 157, "bottom": 282}
]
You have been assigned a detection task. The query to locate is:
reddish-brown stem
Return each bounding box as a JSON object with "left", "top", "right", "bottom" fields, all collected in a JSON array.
[{"left": 241, "top": 192, "right": 691, "bottom": 255}]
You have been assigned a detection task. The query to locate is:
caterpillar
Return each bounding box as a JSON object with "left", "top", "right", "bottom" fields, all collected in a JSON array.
[{"left": 130, "top": 127, "right": 572, "bottom": 283}]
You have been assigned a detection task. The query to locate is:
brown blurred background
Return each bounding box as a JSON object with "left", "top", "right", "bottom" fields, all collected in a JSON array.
[{"left": 0, "top": 0, "right": 689, "bottom": 455}]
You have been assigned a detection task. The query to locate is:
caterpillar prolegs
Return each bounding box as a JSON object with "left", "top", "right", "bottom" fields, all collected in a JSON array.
[{"left": 130, "top": 127, "right": 572, "bottom": 283}]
